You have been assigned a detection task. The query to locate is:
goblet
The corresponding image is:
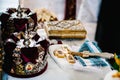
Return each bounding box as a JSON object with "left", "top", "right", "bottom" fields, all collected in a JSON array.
[
  {"left": 112, "top": 53, "right": 120, "bottom": 77},
  {"left": 114, "top": 53, "right": 120, "bottom": 71}
]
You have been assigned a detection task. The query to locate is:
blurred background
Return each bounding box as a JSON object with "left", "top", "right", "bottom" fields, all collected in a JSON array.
[{"left": 0, "top": 0, "right": 102, "bottom": 41}]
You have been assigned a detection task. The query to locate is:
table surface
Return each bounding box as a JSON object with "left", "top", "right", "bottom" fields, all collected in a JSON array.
[
  {"left": 4, "top": 55, "right": 111, "bottom": 80},
  {"left": 1, "top": 29, "right": 112, "bottom": 80}
]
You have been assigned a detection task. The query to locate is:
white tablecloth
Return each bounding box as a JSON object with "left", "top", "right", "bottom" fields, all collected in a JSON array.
[
  {"left": 3, "top": 55, "right": 112, "bottom": 80},
  {"left": 2, "top": 29, "right": 112, "bottom": 80}
]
